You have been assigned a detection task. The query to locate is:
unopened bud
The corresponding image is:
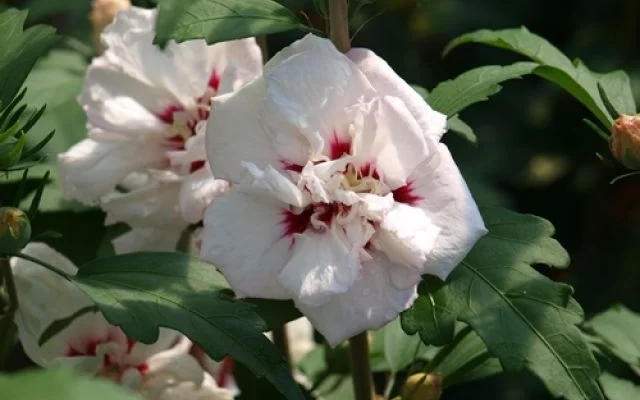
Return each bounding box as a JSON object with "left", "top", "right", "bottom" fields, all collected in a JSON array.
[
  {"left": 0, "top": 207, "right": 31, "bottom": 253},
  {"left": 401, "top": 373, "right": 442, "bottom": 400},
  {"left": 90, "top": 0, "right": 131, "bottom": 54},
  {"left": 611, "top": 114, "right": 640, "bottom": 170}
]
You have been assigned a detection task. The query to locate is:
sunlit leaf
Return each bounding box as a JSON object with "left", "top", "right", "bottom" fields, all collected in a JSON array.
[
  {"left": 154, "top": 0, "right": 306, "bottom": 46},
  {"left": 599, "top": 373, "right": 640, "bottom": 400},
  {"left": 447, "top": 115, "right": 477, "bottom": 144},
  {"left": 585, "top": 304, "right": 640, "bottom": 369},
  {"left": 596, "top": 71, "right": 637, "bottom": 117}
]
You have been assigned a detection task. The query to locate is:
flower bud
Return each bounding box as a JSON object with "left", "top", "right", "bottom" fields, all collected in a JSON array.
[
  {"left": 0, "top": 207, "right": 31, "bottom": 253},
  {"left": 401, "top": 373, "right": 442, "bottom": 400},
  {"left": 90, "top": 0, "right": 131, "bottom": 54},
  {"left": 610, "top": 114, "right": 640, "bottom": 170}
]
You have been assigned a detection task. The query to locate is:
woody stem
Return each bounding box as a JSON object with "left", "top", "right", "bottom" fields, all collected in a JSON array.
[{"left": 329, "top": 0, "right": 351, "bottom": 53}]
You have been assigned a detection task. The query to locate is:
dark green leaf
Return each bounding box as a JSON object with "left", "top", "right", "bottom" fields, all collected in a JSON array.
[
  {"left": 382, "top": 317, "right": 429, "bottom": 373},
  {"left": 403, "top": 207, "right": 602, "bottom": 400},
  {"left": 445, "top": 27, "right": 613, "bottom": 127},
  {"left": 599, "top": 373, "right": 640, "bottom": 400},
  {"left": 28, "top": 170, "right": 50, "bottom": 219},
  {"left": 426, "top": 62, "right": 538, "bottom": 117},
  {"left": 0, "top": 9, "right": 58, "bottom": 105},
  {"left": 154, "top": 0, "right": 305, "bottom": 47},
  {"left": 0, "top": 368, "right": 140, "bottom": 400},
  {"left": 585, "top": 304, "right": 640, "bottom": 369},
  {"left": 0, "top": 88, "right": 26, "bottom": 130},
  {"left": 72, "top": 252, "right": 304, "bottom": 400}
]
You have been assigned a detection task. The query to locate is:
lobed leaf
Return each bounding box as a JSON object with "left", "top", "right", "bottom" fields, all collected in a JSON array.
[
  {"left": 154, "top": 0, "right": 306, "bottom": 46},
  {"left": 585, "top": 304, "right": 640, "bottom": 369},
  {"left": 72, "top": 252, "right": 304, "bottom": 400},
  {"left": 599, "top": 373, "right": 640, "bottom": 400},
  {"left": 402, "top": 207, "right": 603, "bottom": 400}
]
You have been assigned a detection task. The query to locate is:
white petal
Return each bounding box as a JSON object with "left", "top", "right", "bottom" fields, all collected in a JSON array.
[
  {"left": 409, "top": 144, "right": 487, "bottom": 279},
  {"left": 264, "top": 34, "right": 375, "bottom": 158},
  {"left": 240, "top": 162, "right": 306, "bottom": 207},
  {"left": 180, "top": 166, "right": 229, "bottom": 224},
  {"left": 353, "top": 96, "right": 429, "bottom": 189},
  {"left": 155, "top": 373, "right": 235, "bottom": 400},
  {"left": 200, "top": 190, "right": 290, "bottom": 298},
  {"left": 57, "top": 138, "right": 167, "bottom": 203},
  {"left": 278, "top": 229, "right": 358, "bottom": 307},
  {"left": 10, "top": 244, "right": 93, "bottom": 365},
  {"left": 373, "top": 202, "right": 441, "bottom": 277},
  {"left": 209, "top": 38, "right": 263, "bottom": 95},
  {"left": 206, "top": 78, "right": 284, "bottom": 183},
  {"left": 296, "top": 253, "right": 418, "bottom": 346},
  {"left": 348, "top": 48, "right": 447, "bottom": 140},
  {"left": 126, "top": 329, "right": 182, "bottom": 366},
  {"left": 102, "top": 179, "right": 183, "bottom": 227},
  {"left": 112, "top": 226, "right": 185, "bottom": 254},
  {"left": 285, "top": 317, "right": 315, "bottom": 365}
]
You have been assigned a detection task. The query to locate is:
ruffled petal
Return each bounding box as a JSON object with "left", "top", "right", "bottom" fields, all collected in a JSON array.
[
  {"left": 180, "top": 166, "right": 229, "bottom": 224},
  {"left": 296, "top": 253, "right": 418, "bottom": 346},
  {"left": 347, "top": 48, "right": 447, "bottom": 141},
  {"left": 353, "top": 96, "right": 430, "bottom": 189},
  {"left": 57, "top": 138, "right": 167, "bottom": 203},
  {"left": 278, "top": 229, "right": 358, "bottom": 307},
  {"left": 409, "top": 144, "right": 487, "bottom": 279},
  {"left": 200, "top": 190, "right": 290, "bottom": 299},
  {"left": 112, "top": 226, "right": 185, "bottom": 254},
  {"left": 209, "top": 38, "right": 263, "bottom": 96}
]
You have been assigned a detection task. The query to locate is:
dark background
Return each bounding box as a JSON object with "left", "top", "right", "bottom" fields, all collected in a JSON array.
[{"left": 1, "top": 0, "right": 639, "bottom": 398}]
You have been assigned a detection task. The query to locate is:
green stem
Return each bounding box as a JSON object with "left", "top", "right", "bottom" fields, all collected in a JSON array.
[
  {"left": 349, "top": 331, "right": 375, "bottom": 400},
  {"left": 8, "top": 252, "right": 71, "bottom": 280},
  {"left": 0, "top": 257, "right": 17, "bottom": 368},
  {"left": 329, "top": 0, "right": 351, "bottom": 53}
]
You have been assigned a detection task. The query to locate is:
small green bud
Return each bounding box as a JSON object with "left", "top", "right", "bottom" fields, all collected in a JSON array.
[
  {"left": 611, "top": 114, "right": 640, "bottom": 170},
  {"left": 0, "top": 207, "right": 31, "bottom": 253},
  {"left": 401, "top": 373, "right": 442, "bottom": 400}
]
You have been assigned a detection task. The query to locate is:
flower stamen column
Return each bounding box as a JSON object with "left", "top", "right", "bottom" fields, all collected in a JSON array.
[{"left": 329, "top": 2, "right": 374, "bottom": 400}]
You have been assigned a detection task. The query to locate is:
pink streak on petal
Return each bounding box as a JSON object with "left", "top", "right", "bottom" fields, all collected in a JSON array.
[
  {"left": 209, "top": 71, "right": 221, "bottom": 91},
  {"left": 392, "top": 181, "right": 422, "bottom": 206},
  {"left": 280, "top": 208, "right": 313, "bottom": 239},
  {"left": 329, "top": 131, "right": 351, "bottom": 160},
  {"left": 216, "top": 357, "right": 234, "bottom": 388},
  {"left": 280, "top": 160, "right": 304, "bottom": 173},
  {"left": 359, "top": 161, "right": 380, "bottom": 179},
  {"left": 189, "top": 160, "right": 206, "bottom": 173},
  {"left": 157, "top": 104, "right": 184, "bottom": 124}
]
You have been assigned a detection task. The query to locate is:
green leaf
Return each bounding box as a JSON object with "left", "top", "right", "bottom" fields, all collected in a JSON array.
[
  {"left": 38, "top": 305, "right": 98, "bottom": 346},
  {"left": 72, "top": 252, "right": 304, "bottom": 400},
  {"left": 154, "top": 0, "right": 305, "bottom": 47},
  {"left": 23, "top": 49, "right": 87, "bottom": 158},
  {"left": 447, "top": 115, "right": 477, "bottom": 144},
  {"left": 402, "top": 207, "right": 603, "bottom": 400},
  {"left": 585, "top": 304, "right": 640, "bottom": 368},
  {"left": 382, "top": 317, "right": 429, "bottom": 373},
  {"left": 0, "top": 368, "right": 140, "bottom": 400},
  {"left": 426, "top": 62, "right": 538, "bottom": 117},
  {"left": 0, "top": 9, "right": 58, "bottom": 105},
  {"left": 445, "top": 27, "right": 613, "bottom": 127},
  {"left": 599, "top": 373, "right": 640, "bottom": 400},
  {"left": 596, "top": 71, "right": 637, "bottom": 117}
]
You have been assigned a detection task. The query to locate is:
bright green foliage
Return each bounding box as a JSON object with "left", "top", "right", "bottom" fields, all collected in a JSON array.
[
  {"left": 445, "top": 27, "right": 617, "bottom": 128},
  {"left": 402, "top": 207, "right": 603, "bottom": 400},
  {"left": 72, "top": 252, "right": 304, "bottom": 400},
  {"left": 0, "top": 368, "right": 140, "bottom": 400},
  {"left": 426, "top": 62, "right": 538, "bottom": 118},
  {"left": 381, "top": 317, "right": 430, "bottom": 373},
  {"left": 154, "top": 0, "right": 306, "bottom": 46},
  {"left": 599, "top": 373, "right": 640, "bottom": 400},
  {"left": 447, "top": 115, "right": 477, "bottom": 144},
  {"left": 596, "top": 71, "right": 637, "bottom": 117},
  {"left": 0, "top": 9, "right": 58, "bottom": 105},
  {"left": 585, "top": 304, "right": 640, "bottom": 370}
]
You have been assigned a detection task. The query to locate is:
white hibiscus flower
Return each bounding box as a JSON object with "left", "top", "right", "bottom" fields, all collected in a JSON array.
[
  {"left": 58, "top": 6, "right": 261, "bottom": 252},
  {"left": 200, "top": 34, "right": 487, "bottom": 345}
]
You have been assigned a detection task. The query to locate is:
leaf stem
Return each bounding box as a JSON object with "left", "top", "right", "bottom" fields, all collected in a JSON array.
[
  {"left": 0, "top": 257, "right": 17, "bottom": 368},
  {"left": 8, "top": 252, "right": 71, "bottom": 281},
  {"left": 329, "top": 0, "right": 351, "bottom": 53},
  {"left": 349, "top": 331, "right": 375, "bottom": 400}
]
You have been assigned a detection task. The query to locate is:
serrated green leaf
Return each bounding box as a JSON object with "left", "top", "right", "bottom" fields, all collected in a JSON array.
[
  {"left": 0, "top": 9, "right": 58, "bottom": 105},
  {"left": 447, "top": 115, "right": 477, "bottom": 144},
  {"left": 403, "top": 207, "right": 602, "bottom": 400},
  {"left": 0, "top": 368, "right": 140, "bottom": 400},
  {"left": 154, "top": 0, "right": 306, "bottom": 47},
  {"left": 445, "top": 27, "right": 613, "bottom": 127},
  {"left": 596, "top": 71, "right": 637, "bottom": 117},
  {"left": 585, "top": 304, "right": 640, "bottom": 369},
  {"left": 426, "top": 62, "right": 538, "bottom": 117},
  {"left": 599, "top": 373, "right": 640, "bottom": 400},
  {"left": 72, "top": 252, "right": 304, "bottom": 400}
]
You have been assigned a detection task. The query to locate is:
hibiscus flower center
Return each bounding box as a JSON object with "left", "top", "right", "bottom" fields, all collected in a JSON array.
[{"left": 157, "top": 70, "right": 220, "bottom": 173}]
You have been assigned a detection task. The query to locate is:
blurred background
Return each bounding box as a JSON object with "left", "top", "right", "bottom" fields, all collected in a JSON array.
[{"left": 0, "top": 0, "right": 639, "bottom": 398}]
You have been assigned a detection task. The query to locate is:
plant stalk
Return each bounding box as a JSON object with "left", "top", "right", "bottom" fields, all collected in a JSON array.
[
  {"left": 349, "top": 331, "right": 375, "bottom": 400},
  {"left": 0, "top": 257, "right": 17, "bottom": 368},
  {"left": 272, "top": 325, "right": 291, "bottom": 365},
  {"left": 329, "top": 0, "right": 351, "bottom": 53}
]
